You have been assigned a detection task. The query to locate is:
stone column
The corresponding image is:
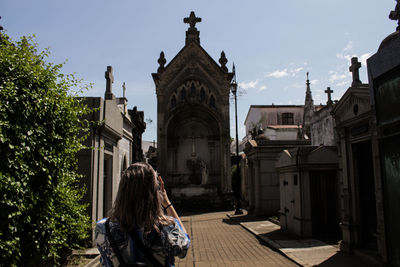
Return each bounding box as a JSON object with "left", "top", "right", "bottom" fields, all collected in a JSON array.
[
  {"left": 338, "top": 129, "right": 352, "bottom": 252},
  {"left": 247, "top": 160, "right": 255, "bottom": 212},
  {"left": 370, "top": 115, "right": 388, "bottom": 260},
  {"left": 254, "top": 158, "right": 261, "bottom": 215}
]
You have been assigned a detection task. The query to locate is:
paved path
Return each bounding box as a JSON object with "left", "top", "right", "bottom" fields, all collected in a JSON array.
[
  {"left": 175, "top": 211, "right": 298, "bottom": 267},
  {"left": 240, "top": 220, "right": 381, "bottom": 267}
]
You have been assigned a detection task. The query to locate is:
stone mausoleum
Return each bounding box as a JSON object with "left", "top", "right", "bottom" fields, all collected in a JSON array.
[
  {"left": 152, "top": 12, "right": 233, "bottom": 209},
  {"left": 78, "top": 66, "right": 145, "bottom": 241}
]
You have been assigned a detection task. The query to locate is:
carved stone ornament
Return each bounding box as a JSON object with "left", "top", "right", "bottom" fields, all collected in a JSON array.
[
  {"left": 389, "top": 0, "right": 400, "bottom": 31},
  {"left": 219, "top": 51, "right": 228, "bottom": 72},
  {"left": 157, "top": 51, "right": 167, "bottom": 73}
]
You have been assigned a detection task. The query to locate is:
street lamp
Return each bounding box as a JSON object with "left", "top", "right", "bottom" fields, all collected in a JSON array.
[{"left": 230, "top": 63, "right": 243, "bottom": 215}]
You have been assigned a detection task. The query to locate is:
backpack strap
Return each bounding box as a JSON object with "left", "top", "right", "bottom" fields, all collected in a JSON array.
[
  {"left": 129, "top": 227, "right": 165, "bottom": 267},
  {"left": 105, "top": 218, "right": 129, "bottom": 266}
]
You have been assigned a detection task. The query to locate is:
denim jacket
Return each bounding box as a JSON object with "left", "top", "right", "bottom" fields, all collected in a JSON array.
[{"left": 95, "top": 217, "right": 190, "bottom": 267}]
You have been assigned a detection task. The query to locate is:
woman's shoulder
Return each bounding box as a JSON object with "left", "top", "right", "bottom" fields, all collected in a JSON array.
[{"left": 159, "top": 217, "right": 190, "bottom": 258}]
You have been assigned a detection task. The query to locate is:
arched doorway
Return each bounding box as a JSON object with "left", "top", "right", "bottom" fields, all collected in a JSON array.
[{"left": 166, "top": 105, "right": 221, "bottom": 191}]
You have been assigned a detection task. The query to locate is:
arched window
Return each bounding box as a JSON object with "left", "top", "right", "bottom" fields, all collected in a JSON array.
[
  {"left": 190, "top": 83, "right": 196, "bottom": 96},
  {"left": 200, "top": 87, "right": 205, "bottom": 102},
  {"left": 180, "top": 87, "right": 187, "bottom": 102},
  {"left": 171, "top": 95, "right": 176, "bottom": 109},
  {"left": 209, "top": 95, "right": 216, "bottom": 108}
]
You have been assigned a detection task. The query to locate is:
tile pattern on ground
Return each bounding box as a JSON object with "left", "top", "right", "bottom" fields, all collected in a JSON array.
[{"left": 175, "top": 211, "right": 298, "bottom": 267}]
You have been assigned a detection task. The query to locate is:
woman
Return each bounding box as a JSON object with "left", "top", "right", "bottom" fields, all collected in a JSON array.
[{"left": 95, "top": 162, "right": 190, "bottom": 267}]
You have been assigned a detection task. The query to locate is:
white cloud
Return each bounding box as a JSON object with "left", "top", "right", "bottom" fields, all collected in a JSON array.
[
  {"left": 239, "top": 79, "right": 259, "bottom": 89},
  {"left": 290, "top": 67, "right": 304, "bottom": 77},
  {"left": 336, "top": 53, "right": 352, "bottom": 61},
  {"left": 310, "top": 79, "right": 319, "bottom": 85},
  {"left": 329, "top": 72, "right": 347, "bottom": 83},
  {"left": 360, "top": 52, "right": 372, "bottom": 67},
  {"left": 336, "top": 80, "right": 348, "bottom": 87},
  {"left": 343, "top": 41, "right": 353, "bottom": 52},
  {"left": 258, "top": 85, "right": 267, "bottom": 91},
  {"left": 291, "top": 82, "right": 303, "bottom": 89},
  {"left": 266, "top": 69, "right": 289, "bottom": 78},
  {"left": 294, "top": 67, "right": 304, "bottom": 73}
]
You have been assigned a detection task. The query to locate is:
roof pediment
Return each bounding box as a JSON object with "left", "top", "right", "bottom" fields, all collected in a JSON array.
[
  {"left": 152, "top": 42, "right": 233, "bottom": 96},
  {"left": 332, "top": 85, "right": 371, "bottom": 124}
]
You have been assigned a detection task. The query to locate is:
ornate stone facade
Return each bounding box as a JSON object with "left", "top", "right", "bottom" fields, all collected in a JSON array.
[{"left": 152, "top": 12, "right": 233, "bottom": 209}]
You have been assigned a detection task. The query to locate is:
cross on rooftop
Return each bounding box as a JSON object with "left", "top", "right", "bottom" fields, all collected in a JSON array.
[
  {"left": 105, "top": 66, "right": 115, "bottom": 100},
  {"left": 184, "top": 11, "right": 201, "bottom": 29},
  {"left": 325, "top": 87, "right": 334, "bottom": 105},
  {"left": 389, "top": 0, "right": 400, "bottom": 31},
  {"left": 122, "top": 82, "right": 126, "bottom": 98},
  {"left": 349, "top": 57, "right": 362, "bottom": 87}
]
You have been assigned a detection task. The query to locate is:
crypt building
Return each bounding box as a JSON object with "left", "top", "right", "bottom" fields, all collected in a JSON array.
[
  {"left": 152, "top": 12, "right": 233, "bottom": 209},
  {"left": 78, "top": 66, "right": 146, "bottom": 241}
]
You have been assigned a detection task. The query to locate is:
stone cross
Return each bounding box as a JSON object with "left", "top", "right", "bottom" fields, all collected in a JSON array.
[
  {"left": 325, "top": 87, "right": 334, "bottom": 105},
  {"left": 105, "top": 66, "right": 115, "bottom": 100},
  {"left": 349, "top": 57, "right": 362, "bottom": 87},
  {"left": 184, "top": 133, "right": 202, "bottom": 157},
  {"left": 389, "top": 0, "right": 400, "bottom": 31},
  {"left": 184, "top": 11, "right": 201, "bottom": 29},
  {"left": 122, "top": 82, "right": 126, "bottom": 99}
]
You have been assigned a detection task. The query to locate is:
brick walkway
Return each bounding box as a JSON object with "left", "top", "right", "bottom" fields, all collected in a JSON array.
[{"left": 175, "top": 211, "right": 298, "bottom": 267}]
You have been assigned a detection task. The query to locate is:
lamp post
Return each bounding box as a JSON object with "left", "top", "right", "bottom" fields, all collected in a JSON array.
[{"left": 231, "top": 64, "right": 243, "bottom": 215}]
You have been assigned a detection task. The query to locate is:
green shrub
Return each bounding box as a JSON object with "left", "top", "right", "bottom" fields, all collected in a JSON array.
[{"left": 0, "top": 33, "right": 92, "bottom": 266}]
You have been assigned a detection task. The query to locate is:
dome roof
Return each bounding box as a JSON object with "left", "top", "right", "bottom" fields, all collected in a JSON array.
[{"left": 379, "top": 30, "right": 400, "bottom": 51}]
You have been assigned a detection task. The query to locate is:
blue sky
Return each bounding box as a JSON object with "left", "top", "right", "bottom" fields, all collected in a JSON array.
[{"left": 1, "top": 0, "right": 397, "bottom": 141}]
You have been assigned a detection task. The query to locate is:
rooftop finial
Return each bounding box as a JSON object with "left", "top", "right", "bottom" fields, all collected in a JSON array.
[
  {"left": 349, "top": 57, "right": 362, "bottom": 87},
  {"left": 389, "top": 0, "right": 400, "bottom": 31},
  {"left": 157, "top": 51, "right": 166, "bottom": 73},
  {"left": 219, "top": 51, "right": 228, "bottom": 72},
  {"left": 306, "top": 72, "right": 310, "bottom": 86},
  {"left": 105, "top": 66, "right": 115, "bottom": 100},
  {"left": 184, "top": 11, "right": 202, "bottom": 29},
  {"left": 325, "top": 87, "right": 334, "bottom": 105},
  {"left": 122, "top": 82, "right": 126, "bottom": 99},
  {"left": 184, "top": 11, "right": 201, "bottom": 45}
]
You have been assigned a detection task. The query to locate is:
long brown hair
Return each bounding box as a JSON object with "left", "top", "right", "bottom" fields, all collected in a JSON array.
[{"left": 109, "top": 162, "right": 173, "bottom": 234}]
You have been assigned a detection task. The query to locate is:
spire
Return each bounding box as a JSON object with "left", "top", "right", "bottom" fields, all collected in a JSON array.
[
  {"left": 184, "top": 11, "right": 201, "bottom": 45},
  {"left": 305, "top": 72, "right": 314, "bottom": 107},
  {"left": 302, "top": 72, "right": 314, "bottom": 139}
]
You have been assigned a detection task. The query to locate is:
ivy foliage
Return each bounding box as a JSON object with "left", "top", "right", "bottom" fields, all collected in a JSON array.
[{"left": 0, "top": 33, "right": 92, "bottom": 265}]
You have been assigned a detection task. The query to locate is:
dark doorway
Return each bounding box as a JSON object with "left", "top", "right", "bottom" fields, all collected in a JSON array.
[
  {"left": 353, "top": 141, "right": 377, "bottom": 250},
  {"left": 310, "top": 170, "right": 340, "bottom": 238},
  {"left": 103, "top": 155, "right": 113, "bottom": 217},
  {"left": 381, "top": 135, "right": 400, "bottom": 266}
]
